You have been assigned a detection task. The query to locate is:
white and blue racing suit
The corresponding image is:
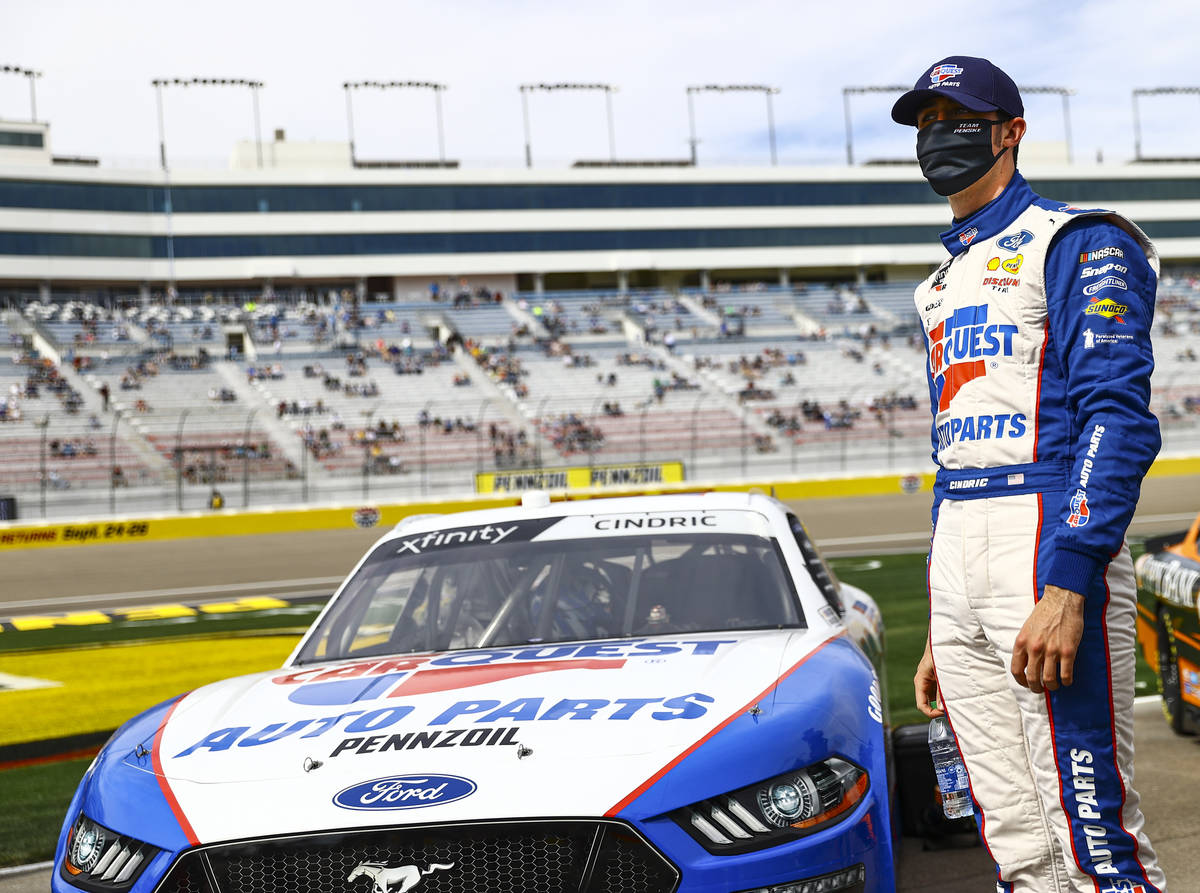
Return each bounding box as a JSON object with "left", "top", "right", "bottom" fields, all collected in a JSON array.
[{"left": 916, "top": 172, "right": 1167, "bottom": 892}]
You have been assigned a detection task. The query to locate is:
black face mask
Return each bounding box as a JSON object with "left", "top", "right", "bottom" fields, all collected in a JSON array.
[{"left": 916, "top": 118, "right": 1010, "bottom": 197}]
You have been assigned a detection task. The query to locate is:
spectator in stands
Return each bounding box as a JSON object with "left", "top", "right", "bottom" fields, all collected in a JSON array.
[{"left": 98, "top": 381, "right": 110, "bottom": 411}]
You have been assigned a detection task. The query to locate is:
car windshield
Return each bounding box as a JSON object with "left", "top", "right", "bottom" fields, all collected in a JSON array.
[{"left": 296, "top": 529, "right": 802, "bottom": 664}]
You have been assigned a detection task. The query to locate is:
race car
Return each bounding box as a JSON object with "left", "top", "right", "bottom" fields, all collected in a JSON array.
[
  {"left": 54, "top": 491, "right": 894, "bottom": 893},
  {"left": 1136, "top": 509, "right": 1200, "bottom": 735}
]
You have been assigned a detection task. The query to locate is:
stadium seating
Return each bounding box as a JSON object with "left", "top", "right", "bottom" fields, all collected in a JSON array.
[
  {"left": 84, "top": 360, "right": 296, "bottom": 485},
  {"left": 4, "top": 270, "right": 1198, "bottom": 500},
  {"left": 248, "top": 354, "right": 526, "bottom": 476},
  {"left": 485, "top": 346, "right": 755, "bottom": 462}
]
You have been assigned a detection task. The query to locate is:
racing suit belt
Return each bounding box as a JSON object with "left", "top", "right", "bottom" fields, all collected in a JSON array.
[{"left": 934, "top": 459, "right": 1070, "bottom": 502}]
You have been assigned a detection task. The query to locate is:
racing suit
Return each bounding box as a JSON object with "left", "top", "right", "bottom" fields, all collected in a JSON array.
[{"left": 916, "top": 172, "right": 1167, "bottom": 892}]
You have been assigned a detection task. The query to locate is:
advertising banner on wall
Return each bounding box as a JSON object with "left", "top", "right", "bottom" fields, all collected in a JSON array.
[{"left": 474, "top": 461, "right": 685, "bottom": 494}]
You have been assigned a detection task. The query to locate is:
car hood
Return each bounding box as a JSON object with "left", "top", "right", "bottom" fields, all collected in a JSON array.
[{"left": 144, "top": 629, "right": 837, "bottom": 842}]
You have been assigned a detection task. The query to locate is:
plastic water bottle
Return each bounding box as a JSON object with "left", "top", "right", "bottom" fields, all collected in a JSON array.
[{"left": 928, "top": 715, "right": 974, "bottom": 819}]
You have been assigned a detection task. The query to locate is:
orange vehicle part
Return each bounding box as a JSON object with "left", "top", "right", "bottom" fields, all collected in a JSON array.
[
  {"left": 1166, "top": 512, "right": 1200, "bottom": 562},
  {"left": 1136, "top": 603, "right": 1158, "bottom": 667}
]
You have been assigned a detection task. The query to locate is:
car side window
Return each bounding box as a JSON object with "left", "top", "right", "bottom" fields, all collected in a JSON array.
[{"left": 787, "top": 514, "right": 843, "bottom": 616}]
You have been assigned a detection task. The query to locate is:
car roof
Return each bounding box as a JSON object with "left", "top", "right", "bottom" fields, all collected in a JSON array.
[{"left": 381, "top": 490, "right": 789, "bottom": 544}]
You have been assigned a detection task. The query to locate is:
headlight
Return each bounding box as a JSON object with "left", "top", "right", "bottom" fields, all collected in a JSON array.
[
  {"left": 61, "top": 814, "right": 158, "bottom": 891},
  {"left": 670, "top": 757, "right": 868, "bottom": 853}
]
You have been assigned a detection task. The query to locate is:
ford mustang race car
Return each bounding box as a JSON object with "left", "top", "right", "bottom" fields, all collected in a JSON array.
[
  {"left": 1136, "top": 509, "right": 1200, "bottom": 735},
  {"left": 54, "top": 491, "right": 894, "bottom": 893}
]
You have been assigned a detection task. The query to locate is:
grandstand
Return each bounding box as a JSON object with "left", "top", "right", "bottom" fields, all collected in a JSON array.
[
  {"left": 4, "top": 260, "right": 1196, "bottom": 519},
  {"left": 1, "top": 132, "right": 1198, "bottom": 515}
]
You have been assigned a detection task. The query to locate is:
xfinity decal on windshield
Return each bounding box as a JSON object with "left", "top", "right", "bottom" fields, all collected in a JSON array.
[{"left": 388, "top": 517, "right": 564, "bottom": 557}]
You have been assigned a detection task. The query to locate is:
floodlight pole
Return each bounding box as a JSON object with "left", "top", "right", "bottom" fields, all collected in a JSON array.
[
  {"left": 152, "top": 79, "right": 177, "bottom": 302},
  {"left": 605, "top": 88, "right": 616, "bottom": 162},
  {"left": 841, "top": 86, "right": 908, "bottom": 167},
  {"left": 1062, "top": 92, "right": 1073, "bottom": 164},
  {"left": 686, "top": 88, "right": 699, "bottom": 165},
  {"left": 434, "top": 85, "right": 446, "bottom": 163},
  {"left": 343, "top": 81, "right": 449, "bottom": 166},
  {"left": 1130, "top": 87, "right": 1200, "bottom": 160},
  {"left": 842, "top": 84, "right": 1074, "bottom": 165},
  {"left": 1132, "top": 91, "right": 1143, "bottom": 161},
  {"left": 842, "top": 89, "right": 854, "bottom": 165},
  {"left": 344, "top": 84, "right": 358, "bottom": 165},
  {"left": 521, "top": 86, "right": 533, "bottom": 168},
  {"left": 251, "top": 82, "right": 264, "bottom": 168},
  {"left": 152, "top": 78, "right": 266, "bottom": 300},
  {"left": 1021, "top": 86, "right": 1076, "bottom": 164},
  {"left": 520, "top": 83, "right": 618, "bottom": 168},
  {"left": 765, "top": 89, "right": 777, "bottom": 166},
  {"left": 685, "top": 84, "right": 780, "bottom": 166},
  {"left": 0, "top": 66, "right": 41, "bottom": 121}
]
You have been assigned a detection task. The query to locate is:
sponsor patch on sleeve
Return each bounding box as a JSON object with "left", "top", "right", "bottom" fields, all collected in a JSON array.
[
  {"left": 1078, "top": 246, "right": 1125, "bottom": 264},
  {"left": 1082, "top": 276, "right": 1128, "bottom": 297},
  {"left": 1066, "top": 489, "right": 1091, "bottom": 528},
  {"left": 1082, "top": 328, "right": 1134, "bottom": 348},
  {"left": 1083, "top": 296, "right": 1129, "bottom": 323}
]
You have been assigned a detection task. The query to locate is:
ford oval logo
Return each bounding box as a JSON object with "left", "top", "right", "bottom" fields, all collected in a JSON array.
[
  {"left": 997, "top": 229, "right": 1034, "bottom": 252},
  {"left": 333, "top": 774, "right": 476, "bottom": 811}
]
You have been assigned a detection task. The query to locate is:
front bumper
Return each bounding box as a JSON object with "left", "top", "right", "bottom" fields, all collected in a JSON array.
[{"left": 52, "top": 800, "right": 891, "bottom": 893}]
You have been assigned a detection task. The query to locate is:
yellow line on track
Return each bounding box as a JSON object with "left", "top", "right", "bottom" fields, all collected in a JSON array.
[{"left": 0, "top": 635, "right": 298, "bottom": 747}]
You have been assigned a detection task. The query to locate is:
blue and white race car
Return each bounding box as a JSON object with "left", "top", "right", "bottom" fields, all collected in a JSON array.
[{"left": 55, "top": 491, "right": 894, "bottom": 893}]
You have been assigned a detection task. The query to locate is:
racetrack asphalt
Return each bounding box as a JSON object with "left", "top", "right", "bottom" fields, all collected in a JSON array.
[{"left": 2, "top": 475, "right": 1197, "bottom": 889}]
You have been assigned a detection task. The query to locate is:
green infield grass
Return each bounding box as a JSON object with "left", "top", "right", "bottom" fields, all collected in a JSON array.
[
  {"left": 829, "top": 552, "right": 1159, "bottom": 726},
  {"left": 0, "top": 757, "right": 89, "bottom": 867}
]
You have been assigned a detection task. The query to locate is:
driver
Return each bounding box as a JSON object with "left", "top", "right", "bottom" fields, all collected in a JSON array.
[{"left": 898, "top": 56, "right": 1166, "bottom": 891}]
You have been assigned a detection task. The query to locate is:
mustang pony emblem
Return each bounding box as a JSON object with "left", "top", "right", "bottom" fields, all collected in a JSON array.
[{"left": 348, "top": 862, "right": 455, "bottom": 893}]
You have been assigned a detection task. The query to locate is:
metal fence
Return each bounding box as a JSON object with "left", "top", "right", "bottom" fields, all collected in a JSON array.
[{"left": 5, "top": 400, "right": 1198, "bottom": 522}]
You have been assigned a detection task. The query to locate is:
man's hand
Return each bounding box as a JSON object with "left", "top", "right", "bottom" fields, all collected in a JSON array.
[
  {"left": 914, "top": 633, "right": 944, "bottom": 718},
  {"left": 1011, "top": 585, "right": 1086, "bottom": 693}
]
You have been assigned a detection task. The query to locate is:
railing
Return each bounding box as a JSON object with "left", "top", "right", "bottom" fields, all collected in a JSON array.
[{"left": 3, "top": 399, "right": 1198, "bottom": 521}]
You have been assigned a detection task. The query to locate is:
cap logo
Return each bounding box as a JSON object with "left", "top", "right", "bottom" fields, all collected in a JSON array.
[{"left": 930, "top": 64, "right": 964, "bottom": 85}]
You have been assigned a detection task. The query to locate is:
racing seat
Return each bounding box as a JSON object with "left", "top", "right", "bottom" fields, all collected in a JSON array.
[{"left": 636, "top": 552, "right": 780, "bottom": 631}]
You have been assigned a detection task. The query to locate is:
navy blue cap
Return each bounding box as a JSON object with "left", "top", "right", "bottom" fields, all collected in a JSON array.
[{"left": 891, "top": 56, "right": 1024, "bottom": 125}]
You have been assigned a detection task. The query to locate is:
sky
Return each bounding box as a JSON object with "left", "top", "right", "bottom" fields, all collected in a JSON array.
[{"left": 1, "top": 0, "right": 1197, "bottom": 170}]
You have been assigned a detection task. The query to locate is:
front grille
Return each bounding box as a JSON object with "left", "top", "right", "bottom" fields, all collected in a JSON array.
[{"left": 155, "top": 821, "right": 677, "bottom": 893}]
